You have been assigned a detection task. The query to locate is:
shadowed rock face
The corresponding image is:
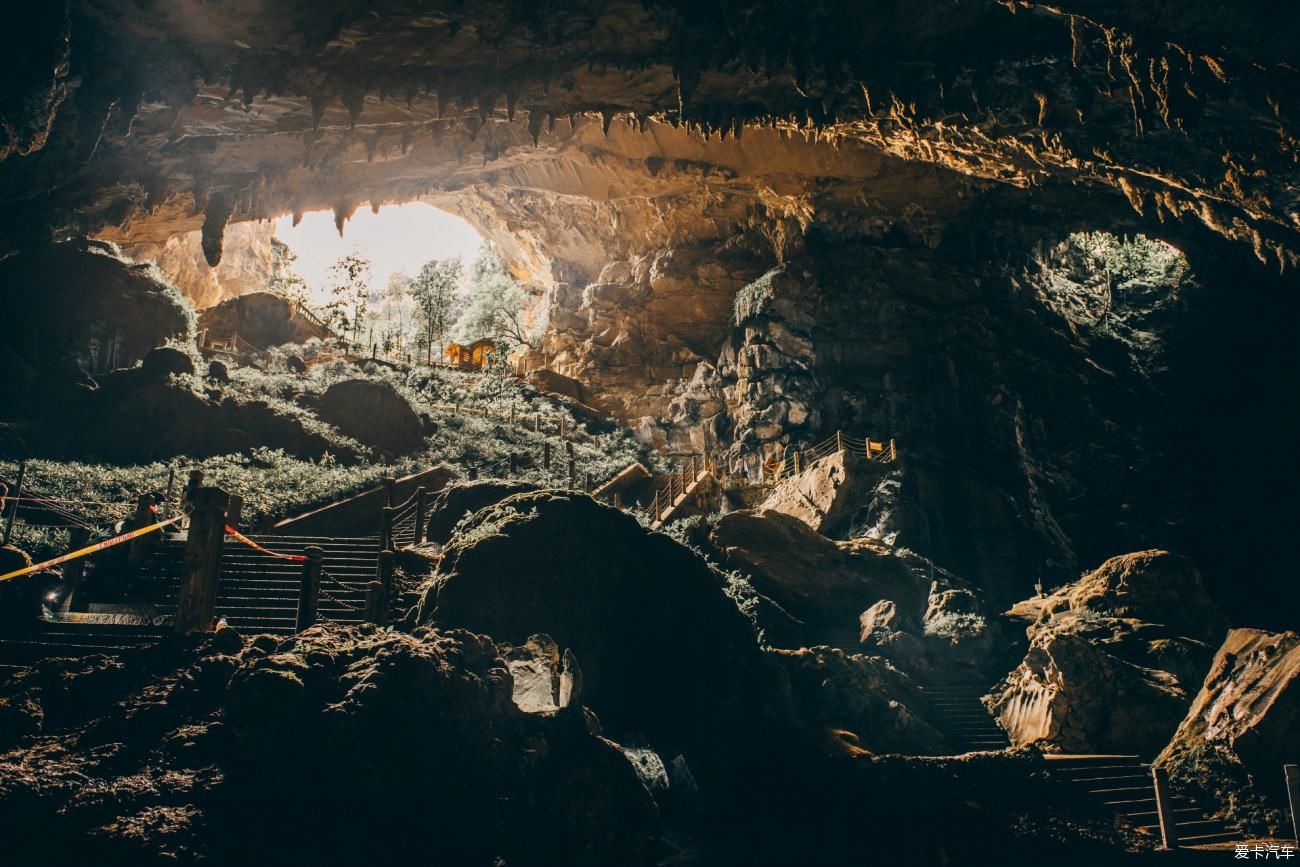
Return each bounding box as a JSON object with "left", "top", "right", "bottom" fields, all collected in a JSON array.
[{"left": 1157, "top": 628, "right": 1300, "bottom": 836}]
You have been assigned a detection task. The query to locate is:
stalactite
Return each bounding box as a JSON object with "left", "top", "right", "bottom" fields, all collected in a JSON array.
[
  {"left": 200, "top": 191, "right": 231, "bottom": 267},
  {"left": 528, "top": 109, "right": 544, "bottom": 146}
]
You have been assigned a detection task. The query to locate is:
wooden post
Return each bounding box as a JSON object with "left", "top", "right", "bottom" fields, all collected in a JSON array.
[
  {"left": 567, "top": 458, "right": 576, "bottom": 489},
  {"left": 560, "top": 417, "right": 566, "bottom": 437},
  {"left": 62, "top": 526, "right": 90, "bottom": 608},
  {"left": 370, "top": 550, "right": 395, "bottom": 626},
  {"left": 509, "top": 453, "right": 518, "bottom": 476},
  {"left": 534, "top": 413, "right": 540, "bottom": 433},
  {"left": 836, "top": 430, "right": 845, "bottom": 453},
  {"left": 510, "top": 405, "right": 516, "bottom": 423},
  {"left": 2, "top": 460, "right": 25, "bottom": 546},
  {"left": 543, "top": 442, "right": 552, "bottom": 469},
  {"left": 383, "top": 477, "right": 397, "bottom": 507},
  {"left": 380, "top": 506, "right": 396, "bottom": 551},
  {"left": 565, "top": 441, "right": 574, "bottom": 457},
  {"left": 1151, "top": 766, "right": 1179, "bottom": 850},
  {"left": 174, "top": 487, "right": 228, "bottom": 635},
  {"left": 613, "top": 492, "right": 621, "bottom": 509},
  {"left": 890, "top": 438, "right": 897, "bottom": 462},
  {"left": 652, "top": 489, "right": 660, "bottom": 521},
  {"left": 226, "top": 494, "right": 243, "bottom": 531},
  {"left": 414, "top": 487, "right": 427, "bottom": 545},
  {"left": 468, "top": 467, "right": 479, "bottom": 480},
  {"left": 163, "top": 467, "right": 176, "bottom": 519},
  {"left": 295, "top": 546, "right": 323, "bottom": 632},
  {"left": 128, "top": 493, "right": 155, "bottom": 569},
  {"left": 584, "top": 471, "right": 592, "bottom": 491},
  {"left": 1285, "top": 764, "right": 1300, "bottom": 846},
  {"left": 364, "top": 581, "right": 384, "bottom": 625}
]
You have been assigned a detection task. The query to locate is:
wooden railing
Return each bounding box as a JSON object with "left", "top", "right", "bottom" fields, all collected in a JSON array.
[
  {"left": 648, "top": 454, "right": 715, "bottom": 528},
  {"left": 756, "top": 431, "right": 897, "bottom": 484}
]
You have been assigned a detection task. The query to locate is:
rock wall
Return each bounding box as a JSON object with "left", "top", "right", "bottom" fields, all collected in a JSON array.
[{"left": 122, "top": 221, "right": 278, "bottom": 309}]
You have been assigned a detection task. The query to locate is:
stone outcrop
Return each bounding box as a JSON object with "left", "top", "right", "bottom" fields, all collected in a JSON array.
[
  {"left": 316, "top": 379, "right": 425, "bottom": 457},
  {"left": 423, "top": 479, "right": 540, "bottom": 546},
  {"left": 988, "top": 551, "right": 1226, "bottom": 756},
  {"left": 197, "top": 291, "right": 330, "bottom": 351},
  {"left": 418, "top": 491, "right": 783, "bottom": 772},
  {"left": 0, "top": 241, "right": 193, "bottom": 411},
  {"left": 123, "top": 221, "right": 278, "bottom": 309},
  {"left": 0, "top": 625, "right": 662, "bottom": 866},
  {"left": 1156, "top": 628, "right": 1300, "bottom": 836},
  {"left": 772, "top": 646, "right": 945, "bottom": 756},
  {"left": 757, "top": 449, "right": 885, "bottom": 539},
  {"left": 711, "top": 508, "right": 929, "bottom": 632}
]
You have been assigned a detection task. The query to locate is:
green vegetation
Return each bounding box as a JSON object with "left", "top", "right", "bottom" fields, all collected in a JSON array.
[
  {"left": 733, "top": 267, "right": 783, "bottom": 325},
  {"left": 2, "top": 360, "right": 651, "bottom": 562},
  {"left": 456, "top": 244, "right": 539, "bottom": 348},
  {"left": 923, "top": 611, "right": 989, "bottom": 644}
]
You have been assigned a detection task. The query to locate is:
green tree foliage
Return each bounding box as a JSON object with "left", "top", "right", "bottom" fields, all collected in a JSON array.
[
  {"left": 456, "top": 244, "right": 537, "bottom": 348},
  {"left": 408, "top": 258, "right": 464, "bottom": 364},
  {"left": 324, "top": 252, "right": 372, "bottom": 347}
]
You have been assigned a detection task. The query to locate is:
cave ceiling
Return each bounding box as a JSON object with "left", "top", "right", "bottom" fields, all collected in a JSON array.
[{"left": 1, "top": 0, "right": 1298, "bottom": 276}]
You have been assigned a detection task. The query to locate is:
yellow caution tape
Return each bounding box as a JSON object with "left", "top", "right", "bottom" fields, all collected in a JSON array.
[
  {"left": 225, "top": 526, "right": 307, "bottom": 562},
  {"left": 0, "top": 514, "right": 184, "bottom": 582}
]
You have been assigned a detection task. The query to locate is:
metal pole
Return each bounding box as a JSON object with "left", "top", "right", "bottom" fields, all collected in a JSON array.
[
  {"left": 2, "top": 460, "right": 26, "bottom": 546},
  {"left": 296, "top": 546, "right": 323, "bottom": 632}
]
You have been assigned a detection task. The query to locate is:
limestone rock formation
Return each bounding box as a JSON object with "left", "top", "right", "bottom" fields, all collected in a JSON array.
[
  {"left": 0, "top": 626, "right": 662, "bottom": 866},
  {"left": 423, "top": 479, "right": 540, "bottom": 546},
  {"left": 757, "top": 449, "right": 886, "bottom": 538},
  {"left": 316, "top": 379, "right": 425, "bottom": 457},
  {"left": 0, "top": 241, "right": 193, "bottom": 411},
  {"left": 418, "top": 491, "right": 784, "bottom": 771},
  {"left": 1156, "top": 628, "right": 1300, "bottom": 835},
  {"left": 123, "top": 221, "right": 278, "bottom": 309},
  {"left": 197, "top": 292, "right": 331, "bottom": 351},
  {"left": 989, "top": 551, "right": 1226, "bottom": 756},
  {"left": 772, "top": 646, "right": 946, "bottom": 756},
  {"left": 711, "top": 508, "right": 929, "bottom": 633}
]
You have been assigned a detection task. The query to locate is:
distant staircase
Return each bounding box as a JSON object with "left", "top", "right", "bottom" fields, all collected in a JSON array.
[
  {"left": 920, "top": 683, "right": 1012, "bottom": 753},
  {"left": 1044, "top": 755, "right": 1244, "bottom": 847}
]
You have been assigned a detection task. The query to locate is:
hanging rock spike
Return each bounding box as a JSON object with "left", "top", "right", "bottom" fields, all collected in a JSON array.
[{"left": 528, "top": 109, "right": 544, "bottom": 146}]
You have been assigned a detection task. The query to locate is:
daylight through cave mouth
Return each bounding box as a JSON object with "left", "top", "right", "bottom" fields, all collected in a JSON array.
[{"left": 2, "top": 3, "right": 1300, "bottom": 864}]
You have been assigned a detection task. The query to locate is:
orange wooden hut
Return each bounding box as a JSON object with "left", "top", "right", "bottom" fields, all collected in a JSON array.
[{"left": 444, "top": 338, "right": 498, "bottom": 370}]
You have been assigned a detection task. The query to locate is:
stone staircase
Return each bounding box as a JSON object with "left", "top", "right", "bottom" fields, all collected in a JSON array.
[
  {"left": 920, "top": 683, "right": 1012, "bottom": 753},
  {"left": 1044, "top": 755, "right": 1243, "bottom": 847},
  {"left": 0, "top": 532, "right": 405, "bottom": 679},
  {"left": 127, "top": 534, "right": 381, "bottom": 635}
]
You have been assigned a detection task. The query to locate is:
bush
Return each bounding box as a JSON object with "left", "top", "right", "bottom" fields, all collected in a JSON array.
[
  {"left": 733, "top": 267, "right": 783, "bottom": 324},
  {"left": 923, "top": 612, "right": 989, "bottom": 644}
]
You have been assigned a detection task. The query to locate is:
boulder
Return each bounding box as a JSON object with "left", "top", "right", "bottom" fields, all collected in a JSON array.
[
  {"left": 1156, "top": 628, "right": 1300, "bottom": 835},
  {"left": 711, "top": 508, "right": 928, "bottom": 631},
  {"left": 756, "top": 446, "right": 881, "bottom": 538},
  {"left": 139, "top": 346, "right": 195, "bottom": 382},
  {"left": 0, "top": 241, "right": 193, "bottom": 412},
  {"left": 528, "top": 368, "right": 586, "bottom": 403},
  {"left": 988, "top": 551, "right": 1224, "bottom": 755},
  {"left": 424, "top": 479, "right": 540, "bottom": 546},
  {"left": 285, "top": 354, "right": 307, "bottom": 374},
  {"left": 419, "top": 492, "right": 786, "bottom": 772},
  {"left": 771, "top": 646, "right": 946, "bottom": 755},
  {"left": 197, "top": 291, "right": 324, "bottom": 350},
  {"left": 317, "top": 379, "right": 424, "bottom": 455},
  {"left": 207, "top": 359, "right": 230, "bottom": 383}
]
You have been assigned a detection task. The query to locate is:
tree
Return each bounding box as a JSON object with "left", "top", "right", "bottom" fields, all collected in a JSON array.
[
  {"left": 323, "top": 252, "right": 372, "bottom": 347},
  {"left": 408, "top": 258, "right": 463, "bottom": 364},
  {"left": 268, "top": 238, "right": 309, "bottom": 305},
  {"left": 456, "top": 244, "right": 537, "bottom": 349}
]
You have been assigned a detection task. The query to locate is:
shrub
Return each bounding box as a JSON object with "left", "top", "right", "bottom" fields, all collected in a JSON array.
[
  {"left": 923, "top": 612, "right": 989, "bottom": 644},
  {"left": 733, "top": 267, "right": 783, "bottom": 324}
]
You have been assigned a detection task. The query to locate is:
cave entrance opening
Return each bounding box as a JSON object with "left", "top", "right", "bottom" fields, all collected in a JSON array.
[{"left": 271, "top": 202, "right": 491, "bottom": 364}]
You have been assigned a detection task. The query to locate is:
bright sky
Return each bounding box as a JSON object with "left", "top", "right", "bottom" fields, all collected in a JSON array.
[{"left": 273, "top": 202, "right": 483, "bottom": 302}]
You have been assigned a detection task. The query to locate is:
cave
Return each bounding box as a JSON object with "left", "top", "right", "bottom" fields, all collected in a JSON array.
[{"left": 1, "top": 2, "right": 1299, "bottom": 865}]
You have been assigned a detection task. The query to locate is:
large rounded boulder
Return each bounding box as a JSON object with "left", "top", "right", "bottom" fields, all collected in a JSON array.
[
  {"left": 317, "top": 379, "right": 424, "bottom": 456},
  {"left": 418, "top": 491, "right": 785, "bottom": 766},
  {"left": 423, "top": 479, "right": 540, "bottom": 545}
]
